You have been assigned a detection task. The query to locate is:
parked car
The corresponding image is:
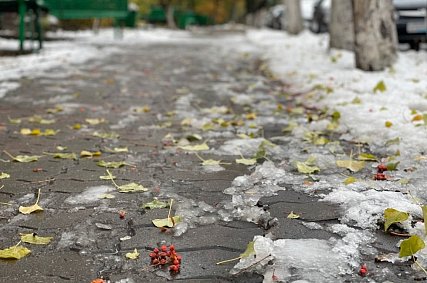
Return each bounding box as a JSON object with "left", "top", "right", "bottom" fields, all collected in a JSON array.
[
  {"left": 309, "top": 0, "right": 330, "bottom": 33},
  {"left": 394, "top": 0, "right": 427, "bottom": 50},
  {"left": 311, "top": 0, "right": 427, "bottom": 50}
]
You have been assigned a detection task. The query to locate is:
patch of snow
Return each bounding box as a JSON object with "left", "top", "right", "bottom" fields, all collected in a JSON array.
[
  {"left": 231, "top": 234, "right": 364, "bottom": 283},
  {"left": 64, "top": 185, "right": 115, "bottom": 205},
  {"left": 323, "top": 189, "right": 421, "bottom": 229}
]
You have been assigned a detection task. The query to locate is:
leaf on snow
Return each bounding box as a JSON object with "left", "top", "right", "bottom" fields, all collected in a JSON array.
[
  {"left": 384, "top": 208, "right": 409, "bottom": 231},
  {"left": 152, "top": 216, "right": 182, "bottom": 228},
  {"left": 236, "top": 158, "right": 257, "bottom": 166},
  {"left": 97, "top": 160, "right": 127, "bottom": 168},
  {"left": 125, "top": 248, "right": 140, "bottom": 260},
  {"left": 117, "top": 183, "right": 148, "bottom": 193},
  {"left": 20, "top": 233, "right": 53, "bottom": 245},
  {"left": 0, "top": 245, "right": 31, "bottom": 260},
  {"left": 386, "top": 161, "right": 400, "bottom": 171},
  {"left": 240, "top": 241, "right": 255, "bottom": 258},
  {"left": 385, "top": 137, "right": 400, "bottom": 146},
  {"left": 0, "top": 172, "right": 10, "bottom": 179},
  {"left": 399, "top": 235, "right": 425, "bottom": 258},
  {"left": 143, "top": 199, "right": 169, "bottom": 209},
  {"left": 373, "top": 80, "right": 387, "bottom": 93},
  {"left": 358, "top": 153, "right": 378, "bottom": 161},
  {"left": 343, "top": 176, "right": 357, "bottom": 185},
  {"left": 385, "top": 121, "right": 393, "bottom": 128},
  {"left": 296, "top": 161, "right": 320, "bottom": 174},
  {"left": 336, "top": 159, "right": 365, "bottom": 172},
  {"left": 179, "top": 143, "right": 209, "bottom": 151}
]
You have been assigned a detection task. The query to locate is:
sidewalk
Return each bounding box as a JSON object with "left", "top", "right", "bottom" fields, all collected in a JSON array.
[{"left": 0, "top": 28, "right": 422, "bottom": 282}]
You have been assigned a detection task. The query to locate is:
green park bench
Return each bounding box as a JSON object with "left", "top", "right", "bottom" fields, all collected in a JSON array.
[
  {"left": 146, "top": 5, "right": 213, "bottom": 30},
  {"left": 0, "top": 0, "right": 46, "bottom": 51},
  {"left": 0, "top": 0, "right": 131, "bottom": 52}
]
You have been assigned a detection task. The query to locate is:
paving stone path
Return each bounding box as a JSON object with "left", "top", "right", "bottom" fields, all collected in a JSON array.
[{"left": 0, "top": 31, "right": 413, "bottom": 283}]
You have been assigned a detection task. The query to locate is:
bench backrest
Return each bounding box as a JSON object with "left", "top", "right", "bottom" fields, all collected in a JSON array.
[{"left": 42, "top": 0, "right": 128, "bottom": 19}]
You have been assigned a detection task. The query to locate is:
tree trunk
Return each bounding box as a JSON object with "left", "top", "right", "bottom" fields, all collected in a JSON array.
[
  {"left": 352, "top": 0, "right": 397, "bottom": 71},
  {"left": 166, "top": 4, "right": 176, "bottom": 29},
  {"left": 329, "top": 0, "right": 354, "bottom": 50},
  {"left": 284, "top": 0, "right": 304, "bottom": 35}
]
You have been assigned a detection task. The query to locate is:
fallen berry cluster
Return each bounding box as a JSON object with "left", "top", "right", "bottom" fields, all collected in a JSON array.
[
  {"left": 149, "top": 244, "right": 182, "bottom": 273},
  {"left": 374, "top": 164, "right": 388, "bottom": 180}
]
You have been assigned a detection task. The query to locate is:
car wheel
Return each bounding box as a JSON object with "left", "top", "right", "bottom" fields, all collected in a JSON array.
[
  {"left": 409, "top": 41, "right": 420, "bottom": 51},
  {"left": 310, "top": 20, "right": 320, "bottom": 33}
]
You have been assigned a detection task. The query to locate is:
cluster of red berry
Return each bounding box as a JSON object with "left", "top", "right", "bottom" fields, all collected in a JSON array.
[
  {"left": 374, "top": 164, "right": 388, "bottom": 180},
  {"left": 149, "top": 244, "right": 182, "bottom": 273}
]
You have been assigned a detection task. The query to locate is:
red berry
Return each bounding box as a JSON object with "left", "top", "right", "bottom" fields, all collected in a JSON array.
[
  {"left": 359, "top": 264, "right": 367, "bottom": 277},
  {"left": 377, "top": 164, "right": 387, "bottom": 172},
  {"left": 152, "top": 259, "right": 159, "bottom": 265},
  {"left": 169, "top": 244, "right": 175, "bottom": 251},
  {"left": 159, "top": 252, "right": 167, "bottom": 257},
  {"left": 153, "top": 248, "right": 159, "bottom": 253},
  {"left": 149, "top": 252, "right": 157, "bottom": 258},
  {"left": 374, "top": 173, "right": 387, "bottom": 180},
  {"left": 161, "top": 245, "right": 167, "bottom": 252},
  {"left": 160, "top": 259, "right": 167, "bottom": 265},
  {"left": 169, "top": 265, "right": 179, "bottom": 272},
  {"left": 173, "top": 259, "right": 179, "bottom": 265},
  {"left": 177, "top": 255, "right": 182, "bottom": 262}
]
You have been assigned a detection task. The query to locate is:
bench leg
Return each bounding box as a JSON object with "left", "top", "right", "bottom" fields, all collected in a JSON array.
[
  {"left": 18, "top": 0, "right": 26, "bottom": 52},
  {"left": 35, "top": 8, "right": 43, "bottom": 50}
]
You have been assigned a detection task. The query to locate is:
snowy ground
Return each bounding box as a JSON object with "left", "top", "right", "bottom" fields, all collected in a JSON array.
[
  {"left": 239, "top": 29, "right": 427, "bottom": 281},
  {"left": 2, "top": 27, "right": 427, "bottom": 282}
]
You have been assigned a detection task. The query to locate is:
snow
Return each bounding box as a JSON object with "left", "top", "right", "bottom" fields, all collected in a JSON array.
[
  {"left": 64, "top": 185, "right": 115, "bottom": 204},
  {"left": 246, "top": 29, "right": 427, "bottom": 161},
  {"left": 241, "top": 28, "right": 427, "bottom": 281},
  {"left": 0, "top": 28, "right": 193, "bottom": 98},
  {"left": 230, "top": 233, "right": 369, "bottom": 283}
]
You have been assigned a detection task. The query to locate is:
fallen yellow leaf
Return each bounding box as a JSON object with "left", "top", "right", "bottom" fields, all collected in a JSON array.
[
  {"left": 125, "top": 248, "right": 140, "bottom": 260},
  {"left": 0, "top": 245, "right": 31, "bottom": 260},
  {"left": 20, "top": 233, "right": 52, "bottom": 245}
]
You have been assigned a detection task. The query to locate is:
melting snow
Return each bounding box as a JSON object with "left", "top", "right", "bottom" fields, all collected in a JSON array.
[{"left": 64, "top": 185, "right": 115, "bottom": 204}]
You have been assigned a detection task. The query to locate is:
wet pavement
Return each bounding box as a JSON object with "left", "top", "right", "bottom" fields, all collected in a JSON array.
[{"left": 0, "top": 31, "right": 415, "bottom": 283}]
